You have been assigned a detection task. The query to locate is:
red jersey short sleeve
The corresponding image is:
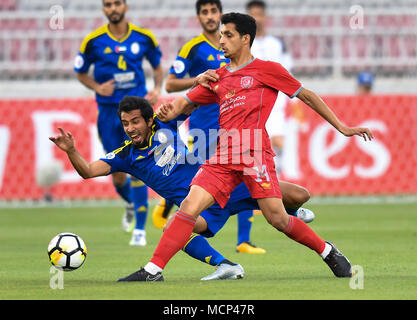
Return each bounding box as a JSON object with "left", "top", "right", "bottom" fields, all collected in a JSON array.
[
  {"left": 259, "top": 61, "right": 302, "bottom": 98},
  {"left": 185, "top": 83, "right": 219, "bottom": 105}
]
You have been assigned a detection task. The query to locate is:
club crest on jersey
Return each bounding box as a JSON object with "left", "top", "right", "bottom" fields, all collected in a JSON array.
[
  {"left": 225, "top": 89, "right": 236, "bottom": 99},
  {"left": 241, "top": 76, "right": 253, "bottom": 88}
]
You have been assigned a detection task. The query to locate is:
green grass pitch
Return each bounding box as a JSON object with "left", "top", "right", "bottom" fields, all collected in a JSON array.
[{"left": 1, "top": 201, "right": 417, "bottom": 300}]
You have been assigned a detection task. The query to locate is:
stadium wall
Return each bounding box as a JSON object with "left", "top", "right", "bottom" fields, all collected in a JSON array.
[{"left": 1, "top": 95, "right": 416, "bottom": 201}]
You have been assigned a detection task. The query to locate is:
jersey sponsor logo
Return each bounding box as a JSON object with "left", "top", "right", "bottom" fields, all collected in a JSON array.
[
  {"left": 225, "top": 89, "right": 236, "bottom": 99},
  {"left": 162, "top": 152, "right": 182, "bottom": 176},
  {"left": 207, "top": 54, "right": 215, "bottom": 61},
  {"left": 241, "top": 76, "right": 254, "bottom": 89},
  {"left": 74, "top": 55, "right": 84, "bottom": 69},
  {"left": 130, "top": 42, "right": 140, "bottom": 54},
  {"left": 219, "top": 95, "right": 246, "bottom": 114},
  {"left": 114, "top": 72, "right": 135, "bottom": 83},
  {"left": 156, "top": 145, "right": 175, "bottom": 167},
  {"left": 103, "top": 46, "right": 112, "bottom": 54},
  {"left": 172, "top": 60, "right": 185, "bottom": 74}
]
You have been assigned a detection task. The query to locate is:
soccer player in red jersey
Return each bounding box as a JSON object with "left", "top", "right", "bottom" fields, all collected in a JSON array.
[{"left": 118, "top": 13, "right": 374, "bottom": 281}]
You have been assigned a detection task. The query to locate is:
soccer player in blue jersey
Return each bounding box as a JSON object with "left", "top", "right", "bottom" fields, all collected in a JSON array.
[
  {"left": 74, "top": 0, "right": 164, "bottom": 245},
  {"left": 157, "top": 0, "right": 312, "bottom": 255},
  {"left": 50, "top": 96, "right": 314, "bottom": 281}
]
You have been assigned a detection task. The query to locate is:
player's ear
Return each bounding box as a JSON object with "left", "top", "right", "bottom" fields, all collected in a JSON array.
[
  {"left": 242, "top": 34, "right": 251, "bottom": 46},
  {"left": 147, "top": 116, "right": 155, "bottom": 128}
]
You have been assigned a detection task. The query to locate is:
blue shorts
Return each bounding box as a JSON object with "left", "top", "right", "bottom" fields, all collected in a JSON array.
[
  {"left": 97, "top": 103, "right": 129, "bottom": 153},
  {"left": 200, "top": 198, "right": 259, "bottom": 238}
]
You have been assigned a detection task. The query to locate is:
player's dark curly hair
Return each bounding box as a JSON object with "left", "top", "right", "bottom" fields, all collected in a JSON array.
[
  {"left": 196, "top": 0, "right": 222, "bottom": 14},
  {"left": 221, "top": 12, "right": 257, "bottom": 47},
  {"left": 246, "top": 0, "right": 266, "bottom": 11},
  {"left": 118, "top": 96, "right": 154, "bottom": 123}
]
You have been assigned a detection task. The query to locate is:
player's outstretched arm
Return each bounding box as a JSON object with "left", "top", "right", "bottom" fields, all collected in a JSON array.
[
  {"left": 297, "top": 88, "right": 374, "bottom": 141},
  {"left": 145, "top": 64, "right": 164, "bottom": 105},
  {"left": 49, "top": 128, "right": 111, "bottom": 179},
  {"left": 155, "top": 97, "right": 194, "bottom": 122}
]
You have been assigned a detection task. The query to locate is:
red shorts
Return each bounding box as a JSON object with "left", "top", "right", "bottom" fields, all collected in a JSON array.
[{"left": 190, "top": 150, "right": 281, "bottom": 208}]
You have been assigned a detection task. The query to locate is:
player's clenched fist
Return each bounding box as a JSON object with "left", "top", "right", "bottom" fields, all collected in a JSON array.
[
  {"left": 194, "top": 69, "right": 219, "bottom": 90},
  {"left": 155, "top": 102, "right": 174, "bottom": 121}
]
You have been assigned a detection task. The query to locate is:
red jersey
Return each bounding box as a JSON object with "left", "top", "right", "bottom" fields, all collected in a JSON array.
[{"left": 185, "top": 58, "right": 302, "bottom": 162}]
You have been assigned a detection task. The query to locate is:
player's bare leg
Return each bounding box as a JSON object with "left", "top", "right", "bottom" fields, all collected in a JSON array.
[
  {"left": 118, "top": 186, "right": 215, "bottom": 282},
  {"left": 280, "top": 181, "right": 315, "bottom": 223},
  {"left": 257, "top": 197, "right": 352, "bottom": 277}
]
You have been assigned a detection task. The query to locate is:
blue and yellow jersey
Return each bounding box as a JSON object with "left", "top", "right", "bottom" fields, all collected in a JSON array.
[
  {"left": 169, "top": 34, "right": 229, "bottom": 158},
  {"left": 100, "top": 117, "right": 253, "bottom": 208},
  {"left": 74, "top": 23, "right": 162, "bottom": 104}
]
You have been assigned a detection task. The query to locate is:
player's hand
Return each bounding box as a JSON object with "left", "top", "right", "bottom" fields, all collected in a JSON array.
[
  {"left": 155, "top": 102, "right": 174, "bottom": 122},
  {"left": 341, "top": 126, "right": 374, "bottom": 141},
  {"left": 145, "top": 89, "right": 160, "bottom": 106},
  {"left": 96, "top": 79, "right": 115, "bottom": 96},
  {"left": 194, "top": 69, "right": 219, "bottom": 90},
  {"left": 49, "top": 128, "right": 76, "bottom": 153}
]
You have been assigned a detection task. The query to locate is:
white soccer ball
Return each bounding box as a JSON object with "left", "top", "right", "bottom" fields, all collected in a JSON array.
[
  {"left": 47, "top": 233, "right": 87, "bottom": 271},
  {"left": 36, "top": 160, "right": 63, "bottom": 187}
]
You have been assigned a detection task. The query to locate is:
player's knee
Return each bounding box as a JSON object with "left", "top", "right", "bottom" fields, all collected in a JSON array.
[
  {"left": 112, "top": 172, "right": 127, "bottom": 187},
  {"left": 178, "top": 196, "right": 201, "bottom": 217},
  {"left": 294, "top": 186, "right": 310, "bottom": 206},
  {"left": 266, "top": 211, "right": 288, "bottom": 231}
]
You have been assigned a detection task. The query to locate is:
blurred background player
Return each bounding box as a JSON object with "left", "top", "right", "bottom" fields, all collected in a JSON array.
[
  {"left": 157, "top": 0, "right": 266, "bottom": 254},
  {"left": 73, "top": 0, "right": 164, "bottom": 246},
  {"left": 357, "top": 70, "right": 374, "bottom": 95}
]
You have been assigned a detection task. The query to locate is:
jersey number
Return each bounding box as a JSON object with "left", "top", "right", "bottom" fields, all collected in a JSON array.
[
  {"left": 118, "top": 55, "right": 127, "bottom": 71},
  {"left": 252, "top": 165, "right": 270, "bottom": 182}
]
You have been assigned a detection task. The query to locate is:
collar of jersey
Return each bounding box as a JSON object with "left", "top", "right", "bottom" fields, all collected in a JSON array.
[
  {"left": 136, "top": 116, "right": 159, "bottom": 151},
  {"left": 201, "top": 33, "right": 221, "bottom": 51},
  {"left": 226, "top": 57, "right": 256, "bottom": 73},
  {"left": 105, "top": 22, "right": 132, "bottom": 43}
]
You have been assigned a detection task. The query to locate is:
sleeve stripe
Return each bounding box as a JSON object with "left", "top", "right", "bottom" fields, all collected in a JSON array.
[
  {"left": 184, "top": 94, "right": 194, "bottom": 104},
  {"left": 79, "top": 25, "right": 107, "bottom": 54},
  {"left": 178, "top": 34, "right": 205, "bottom": 59},
  {"left": 130, "top": 24, "right": 159, "bottom": 47},
  {"left": 290, "top": 86, "right": 303, "bottom": 98}
]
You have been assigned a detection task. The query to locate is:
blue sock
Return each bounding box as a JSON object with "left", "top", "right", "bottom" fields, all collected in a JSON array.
[
  {"left": 130, "top": 178, "right": 148, "bottom": 230},
  {"left": 115, "top": 176, "right": 131, "bottom": 203},
  {"left": 183, "top": 234, "right": 225, "bottom": 266},
  {"left": 237, "top": 210, "right": 253, "bottom": 245},
  {"left": 285, "top": 207, "right": 299, "bottom": 217}
]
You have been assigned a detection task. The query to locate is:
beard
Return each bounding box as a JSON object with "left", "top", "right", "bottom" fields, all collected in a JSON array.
[
  {"left": 107, "top": 11, "right": 125, "bottom": 24},
  {"left": 202, "top": 20, "right": 220, "bottom": 34}
]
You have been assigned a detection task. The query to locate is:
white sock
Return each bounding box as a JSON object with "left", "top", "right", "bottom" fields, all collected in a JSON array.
[
  {"left": 320, "top": 243, "right": 332, "bottom": 259},
  {"left": 144, "top": 262, "right": 163, "bottom": 275}
]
